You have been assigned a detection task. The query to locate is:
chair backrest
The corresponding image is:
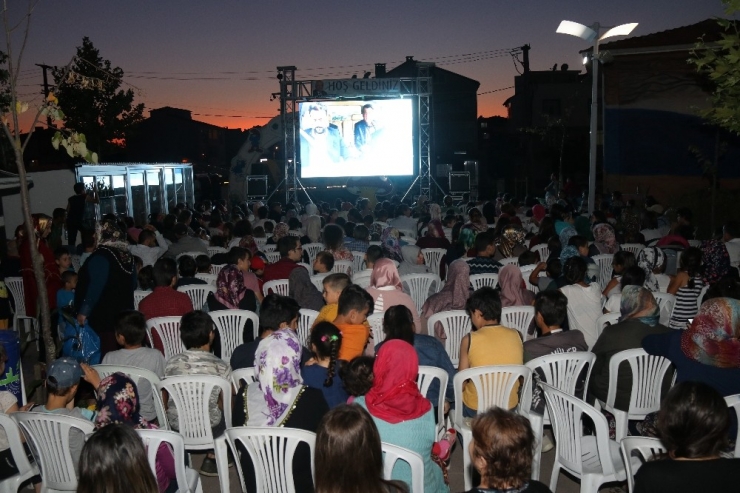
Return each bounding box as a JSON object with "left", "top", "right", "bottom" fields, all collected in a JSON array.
[
  {"left": 288, "top": 230, "right": 302, "bottom": 237},
  {"left": 297, "top": 262, "right": 312, "bottom": 272},
  {"left": 147, "top": 316, "right": 185, "bottom": 360},
  {"left": 310, "top": 273, "right": 330, "bottom": 292},
  {"left": 426, "top": 310, "right": 471, "bottom": 366},
  {"left": 381, "top": 442, "right": 425, "bottom": 493},
  {"left": 725, "top": 394, "right": 740, "bottom": 458},
  {"left": 397, "top": 229, "right": 417, "bottom": 241},
  {"left": 0, "top": 413, "right": 37, "bottom": 490},
  {"left": 176, "top": 251, "right": 204, "bottom": 261},
  {"left": 367, "top": 313, "right": 385, "bottom": 346},
  {"left": 194, "top": 273, "right": 218, "bottom": 286},
  {"left": 136, "top": 428, "right": 200, "bottom": 493},
  {"left": 298, "top": 309, "right": 319, "bottom": 346},
  {"left": 499, "top": 257, "right": 519, "bottom": 267},
  {"left": 13, "top": 412, "right": 95, "bottom": 491},
  {"left": 593, "top": 254, "right": 615, "bottom": 291},
  {"left": 352, "top": 270, "right": 372, "bottom": 289},
  {"left": 469, "top": 273, "right": 499, "bottom": 291},
  {"left": 177, "top": 284, "right": 216, "bottom": 310},
  {"left": 401, "top": 273, "right": 441, "bottom": 315},
  {"left": 596, "top": 312, "right": 621, "bottom": 338},
  {"left": 92, "top": 364, "right": 169, "bottom": 429},
  {"left": 525, "top": 352, "right": 595, "bottom": 403},
  {"left": 541, "top": 383, "right": 617, "bottom": 477},
  {"left": 621, "top": 243, "right": 645, "bottom": 257},
  {"left": 530, "top": 244, "right": 550, "bottom": 263},
  {"left": 687, "top": 239, "right": 702, "bottom": 248},
  {"left": 500, "top": 306, "right": 535, "bottom": 342},
  {"left": 417, "top": 366, "right": 449, "bottom": 439},
  {"left": 263, "top": 279, "right": 290, "bottom": 297},
  {"left": 453, "top": 366, "right": 532, "bottom": 428},
  {"left": 210, "top": 263, "right": 226, "bottom": 275},
  {"left": 207, "top": 246, "right": 228, "bottom": 257},
  {"left": 70, "top": 255, "right": 81, "bottom": 273},
  {"left": 651, "top": 292, "right": 676, "bottom": 325},
  {"left": 4, "top": 277, "right": 26, "bottom": 317},
  {"left": 518, "top": 264, "right": 540, "bottom": 293},
  {"left": 421, "top": 248, "right": 446, "bottom": 277},
  {"left": 303, "top": 243, "right": 324, "bottom": 265},
  {"left": 157, "top": 375, "right": 232, "bottom": 449},
  {"left": 697, "top": 284, "right": 709, "bottom": 311},
  {"left": 133, "top": 289, "right": 150, "bottom": 310},
  {"left": 607, "top": 349, "right": 674, "bottom": 418},
  {"left": 209, "top": 309, "right": 260, "bottom": 362},
  {"left": 254, "top": 237, "right": 267, "bottom": 248},
  {"left": 225, "top": 426, "right": 316, "bottom": 493},
  {"left": 620, "top": 436, "right": 666, "bottom": 493},
  {"left": 331, "top": 260, "right": 353, "bottom": 275},
  {"left": 261, "top": 244, "right": 277, "bottom": 253},
  {"left": 351, "top": 251, "right": 367, "bottom": 274},
  {"left": 265, "top": 251, "right": 281, "bottom": 263},
  {"left": 369, "top": 241, "right": 382, "bottom": 247},
  {"left": 231, "top": 367, "right": 258, "bottom": 392}
]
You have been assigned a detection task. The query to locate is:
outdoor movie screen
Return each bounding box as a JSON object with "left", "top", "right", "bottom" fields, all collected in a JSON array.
[{"left": 298, "top": 99, "right": 414, "bottom": 178}]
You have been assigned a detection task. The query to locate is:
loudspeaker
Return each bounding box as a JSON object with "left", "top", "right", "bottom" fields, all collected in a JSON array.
[
  {"left": 247, "top": 175, "right": 268, "bottom": 198},
  {"left": 449, "top": 172, "right": 470, "bottom": 193}
]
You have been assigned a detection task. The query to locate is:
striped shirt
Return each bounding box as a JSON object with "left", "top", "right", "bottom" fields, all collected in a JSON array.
[{"left": 668, "top": 275, "right": 705, "bottom": 329}]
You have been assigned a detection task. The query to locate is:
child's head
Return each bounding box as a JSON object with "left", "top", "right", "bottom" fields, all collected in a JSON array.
[
  {"left": 113, "top": 310, "right": 148, "bottom": 348},
  {"left": 54, "top": 247, "right": 71, "bottom": 271},
  {"left": 137, "top": 265, "right": 155, "bottom": 291},
  {"left": 620, "top": 266, "right": 647, "bottom": 290},
  {"left": 612, "top": 250, "right": 636, "bottom": 275},
  {"left": 339, "top": 356, "right": 375, "bottom": 397},
  {"left": 46, "top": 356, "right": 82, "bottom": 399},
  {"left": 178, "top": 255, "right": 198, "bottom": 278},
  {"left": 337, "top": 285, "right": 374, "bottom": 325},
  {"left": 382, "top": 305, "right": 415, "bottom": 344},
  {"left": 137, "top": 229, "right": 156, "bottom": 247},
  {"left": 309, "top": 322, "right": 343, "bottom": 387},
  {"left": 195, "top": 254, "right": 211, "bottom": 274},
  {"left": 179, "top": 311, "right": 215, "bottom": 349},
  {"left": 465, "top": 287, "right": 502, "bottom": 328},
  {"left": 545, "top": 257, "right": 562, "bottom": 279},
  {"left": 517, "top": 250, "right": 537, "bottom": 267},
  {"left": 364, "top": 245, "right": 383, "bottom": 270},
  {"left": 353, "top": 225, "right": 369, "bottom": 241},
  {"left": 563, "top": 256, "right": 588, "bottom": 285},
  {"left": 567, "top": 235, "right": 589, "bottom": 256},
  {"left": 321, "top": 273, "right": 350, "bottom": 305},
  {"left": 534, "top": 290, "right": 568, "bottom": 330},
  {"left": 253, "top": 226, "right": 265, "bottom": 238},
  {"left": 313, "top": 251, "right": 335, "bottom": 274},
  {"left": 547, "top": 235, "right": 561, "bottom": 253},
  {"left": 228, "top": 247, "right": 251, "bottom": 271},
  {"left": 61, "top": 271, "right": 78, "bottom": 291},
  {"left": 259, "top": 294, "right": 300, "bottom": 334},
  {"left": 153, "top": 258, "right": 178, "bottom": 287}
]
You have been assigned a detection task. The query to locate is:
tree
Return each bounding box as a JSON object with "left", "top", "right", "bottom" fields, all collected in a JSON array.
[{"left": 52, "top": 37, "right": 144, "bottom": 159}]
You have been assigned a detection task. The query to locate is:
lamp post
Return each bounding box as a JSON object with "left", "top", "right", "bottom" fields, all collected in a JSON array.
[{"left": 557, "top": 20, "right": 637, "bottom": 214}]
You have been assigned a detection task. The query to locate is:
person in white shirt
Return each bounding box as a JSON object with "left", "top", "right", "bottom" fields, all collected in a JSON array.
[
  {"left": 723, "top": 221, "right": 740, "bottom": 268},
  {"left": 559, "top": 256, "right": 602, "bottom": 348},
  {"left": 388, "top": 204, "right": 417, "bottom": 235},
  {"left": 128, "top": 226, "right": 168, "bottom": 267}
]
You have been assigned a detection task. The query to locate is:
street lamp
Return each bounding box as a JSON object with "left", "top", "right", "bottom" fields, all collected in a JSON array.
[{"left": 557, "top": 20, "right": 637, "bottom": 214}]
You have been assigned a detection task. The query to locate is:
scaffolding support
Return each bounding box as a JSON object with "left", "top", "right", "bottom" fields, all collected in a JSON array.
[
  {"left": 417, "top": 63, "right": 433, "bottom": 200},
  {"left": 278, "top": 66, "right": 297, "bottom": 205}
]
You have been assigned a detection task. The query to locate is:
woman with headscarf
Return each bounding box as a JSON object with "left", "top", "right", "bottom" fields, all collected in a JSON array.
[
  {"left": 498, "top": 264, "right": 535, "bottom": 308},
  {"left": 701, "top": 239, "right": 732, "bottom": 286},
  {"left": 416, "top": 220, "right": 451, "bottom": 250},
  {"left": 446, "top": 226, "right": 477, "bottom": 265},
  {"left": 591, "top": 223, "right": 619, "bottom": 255},
  {"left": 380, "top": 227, "right": 403, "bottom": 263},
  {"left": 323, "top": 224, "right": 353, "bottom": 262},
  {"left": 397, "top": 245, "right": 429, "bottom": 277},
  {"left": 428, "top": 203, "right": 442, "bottom": 222},
  {"left": 366, "top": 258, "right": 421, "bottom": 333},
  {"left": 421, "top": 260, "right": 470, "bottom": 340},
  {"left": 206, "top": 265, "right": 258, "bottom": 314},
  {"left": 588, "top": 286, "right": 672, "bottom": 410},
  {"left": 75, "top": 219, "right": 137, "bottom": 355},
  {"left": 494, "top": 225, "right": 527, "bottom": 261},
  {"left": 636, "top": 246, "right": 668, "bottom": 293},
  {"left": 303, "top": 215, "right": 322, "bottom": 245},
  {"left": 266, "top": 222, "right": 289, "bottom": 245},
  {"left": 354, "top": 340, "right": 447, "bottom": 493},
  {"left": 94, "top": 373, "right": 176, "bottom": 493},
  {"left": 465, "top": 207, "right": 488, "bottom": 233},
  {"left": 528, "top": 216, "right": 556, "bottom": 250},
  {"left": 18, "top": 213, "right": 60, "bottom": 317}
]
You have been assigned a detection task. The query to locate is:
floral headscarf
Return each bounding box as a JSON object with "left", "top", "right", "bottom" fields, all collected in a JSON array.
[
  {"left": 701, "top": 240, "right": 731, "bottom": 285},
  {"left": 215, "top": 265, "right": 247, "bottom": 309},
  {"left": 239, "top": 235, "right": 259, "bottom": 255},
  {"left": 96, "top": 219, "right": 133, "bottom": 271},
  {"left": 31, "top": 213, "right": 52, "bottom": 239},
  {"left": 560, "top": 245, "right": 580, "bottom": 267},
  {"left": 381, "top": 227, "right": 403, "bottom": 262},
  {"left": 95, "top": 373, "right": 153, "bottom": 430},
  {"left": 637, "top": 247, "right": 666, "bottom": 292},
  {"left": 593, "top": 223, "right": 619, "bottom": 254},
  {"left": 272, "top": 222, "right": 289, "bottom": 242},
  {"left": 559, "top": 226, "right": 578, "bottom": 249},
  {"left": 497, "top": 226, "right": 526, "bottom": 259},
  {"left": 681, "top": 297, "right": 740, "bottom": 368},
  {"left": 247, "top": 329, "right": 304, "bottom": 426},
  {"left": 429, "top": 203, "right": 442, "bottom": 221},
  {"left": 370, "top": 258, "right": 403, "bottom": 291},
  {"left": 619, "top": 285, "right": 660, "bottom": 326},
  {"left": 427, "top": 220, "right": 445, "bottom": 239}
]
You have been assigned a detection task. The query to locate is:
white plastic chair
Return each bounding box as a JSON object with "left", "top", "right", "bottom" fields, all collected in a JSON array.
[
  {"left": 621, "top": 243, "right": 645, "bottom": 257},
  {"left": 367, "top": 312, "right": 385, "bottom": 346},
  {"left": 157, "top": 376, "right": 232, "bottom": 493},
  {"left": 261, "top": 244, "right": 277, "bottom": 253},
  {"left": 381, "top": 442, "right": 425, "bottom": 493},
  {"left": 207, "top": 246, "right": 228, "bottom": 258},
  {"left": 596, "top": 312, "right": 621, "bottom": 338},
  {"left": 92, "top": 364, "right": 169, "bottom": 429},
  {"left": 136, "top": 429, "right": 202, "bottom": 493},
  {"left": 453, "top": 365, "right": 532, "bottom": 490},
  {"left": 501, "top": 306, "right": 535, "bottom": 342},
  {"left": 331, "top": 260, "right": 353, "bottom": 275},
  {"left": 593, "top": 254, "right": 615, "bottom": 291},
  {"left": 287, "top": 230, "right": 302, "bottom": 237},
  {"left": 542, "top": 383, "right": 627, "bottom": 493},
  {"left": 499, "top": 256, "right": 519, "bottom": 267},
  {"left": 13, "top": 412, "right": 95, "bottom": 493},
  {"left": 369, "top": 241, "right": 382, "bottom": 247},
  {"left": 303, "top": 243, "right": 324, "bottom": 266},
  {"left": 352, "top": 270, "right": 372, "bottom": 289},
  {"left": 133, "top": 289, "right": 150, "bottom": 311},
  {"left": 309, "top": 273, "right": 330, "bottom": 292},
  {"left": 687, "top": 239, "right": 702, "bottom": 248},
  {"left": 396, "top": 228, "right": 416, "bottom": 241},
  {"left": 263, "top": 279, "right": 290, "bottom": 297},
  {"left": 697, "top": 284, "right": 709, "bottom": 311},
  {"left": 296, "top": 262, "right": 312, "bottom": 272},
  {"left": 598, "top": 348, "right": 674, "bottom": 442},
  {"left": 147, "top": 316, "right": 185, "bottom": 360},
  {"left": 70, "top": 255, "right": 81, "bottom": 273},
  {"left": 469, "top": 273, "right": 499, "bottom": 290},
  {"left": 265, "top": 251, "right": 281, "bottom": 263},
  {"left": 426, "top": 310, "right": 471, "bottom": 365},
  {"left": 416, "top": 366, "right": 449, "bottom": 440},
  {"left": 254, "top": 237, "right": 267, "bottom": 249},
  {"left": 725, "top": 394, "right": 740, "bottom": 458},
  {"left": 0, "top": 413, "right": 39, "bottom": 493},
  {"left": 231, "top": 367, "right": 257, "bottom": 392},
  {"left": 519, "top": 264, "right": 541, "bottom": 293},
  {"left": 5, "top": 277, "right": 37, "bottom": 346},
  {"left": 351, "top": 251, "right": 366, "bottom": 274},
  {"left": 210, "top": 264, "right": 226, "bottom": 276},
  {"left": 401, "top": 273, "right": 441, "bottom": 315},
  {"left": 421, "top": 248, "right": 446, "bottom": 278},
  {"left": 651, "top": 292, "right": 676, "bottom": 325},
  {"left": 225, "top": 426, "right": 316, "bottom": 493},
  {"left": 194, "top": 273, "right": 218, "bottom": 286},
  {"left": 523, "top": 352, "right": 596, "bottom": 480},
  {"left": 620, "top": 436, "right": 666, "bottom": 493},
  {"left": 177, "top": 284, "right": 216, "bottom": 310},
  {"left": 176, "top": 251, "right": 206, "bottom": 261},
  {"left": 298, "top": 309, "right": 319, "bottom": 346},
  {"left": 209, "top": 309, "right": 260, "bottom": 363},
  {"left": 530, "top": 244, "right": 550, "bottom": 262}
]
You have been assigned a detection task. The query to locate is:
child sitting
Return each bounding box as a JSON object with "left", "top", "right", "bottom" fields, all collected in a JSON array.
[
  {"left": 175, "top": 255, "right": 207, "bottom": 288},
  {"left": 339, "top": 355, "right": 375, "bottom": 402},
  {"left": 101, "top": 310, "right": 165, "bottom": 423},
  {"left": 313, "top": 273, "right": 351, "bottom": 327},
  {"left": 313, "top": 251, "right": 334, "bottom": 274},
  {"left": 332, "top": 285, "right": 374, "bottom": 361},
  {"left": 568, "top": 235, "right": 599, "bottom": 283},
  {"left": 301, "top": 322, "right": 348, "bottom": 408},
  {"left": 195, "top": 254, "right": 211, "bottom": 274}
]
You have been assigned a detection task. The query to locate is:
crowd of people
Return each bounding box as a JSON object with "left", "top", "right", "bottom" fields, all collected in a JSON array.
[{"left": 1, "top": 184, "right": 740, "bottom": 492}]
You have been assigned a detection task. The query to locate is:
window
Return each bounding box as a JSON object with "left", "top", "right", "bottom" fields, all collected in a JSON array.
[{"left": 542, "top": 99, "right": 562, "bottom": 117}]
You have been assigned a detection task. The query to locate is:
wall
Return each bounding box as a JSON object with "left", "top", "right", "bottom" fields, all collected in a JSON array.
[{"left": 2, "top": 169, "right": 76, "bottom": 237}]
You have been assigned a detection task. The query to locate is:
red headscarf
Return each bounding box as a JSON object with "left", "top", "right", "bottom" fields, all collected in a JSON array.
[{"left": 364, "top": 340, "right": 431, "bottom": 424}]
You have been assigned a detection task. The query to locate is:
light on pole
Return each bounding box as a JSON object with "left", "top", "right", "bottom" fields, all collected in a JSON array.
[{"left": 557, "top": 20, "right": 637, "bottom": 214}]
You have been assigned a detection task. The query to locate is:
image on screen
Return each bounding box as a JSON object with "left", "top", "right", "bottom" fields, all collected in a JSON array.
[{"left": 299, "top": 99, "right": 414, "bottom": 178}]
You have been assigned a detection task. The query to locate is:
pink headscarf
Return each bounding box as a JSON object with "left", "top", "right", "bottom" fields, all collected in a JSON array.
[
  {"left": 370, "top": 258, "right": 403, "bottom": 290},
  {"left": 427, "top": 220, "right": 445, "bottom": 238},
  {"left": 498, "top": 264, "right": 535, "bottom": 308},
  {"left": 421, "top": 260, "right": 471, "bottom": 339},
  {"left": 532, "top": 204, "right": 546, "bottom": 223}
]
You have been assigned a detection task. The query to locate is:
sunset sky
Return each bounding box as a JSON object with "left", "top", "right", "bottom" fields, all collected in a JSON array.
[{"left": 7, "top": 0, "right": 727, "bottom": 132}]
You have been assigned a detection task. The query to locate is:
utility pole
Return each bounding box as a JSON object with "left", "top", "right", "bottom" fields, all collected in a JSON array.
[{"left": 35, "top": 63, "right": 53, "bottom": 127}]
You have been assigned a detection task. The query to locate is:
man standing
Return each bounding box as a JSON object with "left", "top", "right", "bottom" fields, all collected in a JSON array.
[
  {"left": 354, "top": 104, "right": 376, "bottom": 152},
  {"left": 66, "top": 182, "right": 98, "bottom": 248}
]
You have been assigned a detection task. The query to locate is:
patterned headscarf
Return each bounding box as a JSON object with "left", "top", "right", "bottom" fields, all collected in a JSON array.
[
  {"left": 545, "top": 192, "right": 557, "bottom": 208},
  {"left": 371, "top": 258, "right": 403, "bottom": 291},
  {"left": 701, "top": 240, "right": 731, "bottom": 285},
  {"left": 96, "top": 219, "right": 133, "bottom": 270},
  {"left": 559, "top": 226, "right": 578, "bottom": 249},
  {"left": 272, "top": 222, "right": 289, "bottom": 242},
  {"left": 619, "top": 286, "right": 660, "bottom": 326},
  {"left": 95, "top": 373, "right": 153, "bottom": 430},
  {"left": 593, "top": 223, "right": 619, "bottom": 254},
  {"left": 303, "top": 215, "right": 322, "bottom": 244},
  {"left": 247, "top": 329, "right": 304, "bottom": 426},
  {"left": 381, "top": 227, "right": 403, "bottom": 262},
  {"left": 215, "top": 265, "right": 247, "bottom": 309},
  {"left": 560, "top": 245, "right": 580, "bottom": 267},
  {"left": 637, "top": 247, "right": 666, "bottom": 292},
  {"left": 429, "top": 203, "right": 442, "bottom": 221},
  {"left": 427, "top": 220, "right": 445, "bottom": 239},
  {"left": 239, "top": 235, "right": 259, "bottom": 255},
  {"left": 497, "top": 226, "right": 526, "bottom": 259},
  {"left": 459, "top": 227, "right": 477, "bottom": 252},
  {"left": 31, "top": 213, "right": 52, "bottom": 239},
  {"left": 681, "top": 297, "right": 740, "bottom": 368}
]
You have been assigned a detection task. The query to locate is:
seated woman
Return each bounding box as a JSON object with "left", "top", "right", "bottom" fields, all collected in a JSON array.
[
  {"left": 398, "top": 245, "right": 430, "bottom": 277},
  {"left": 590, "top": 222, "right": 620, "bottom": 256},
  {"left": 603, "top": 266, "right": 646, "bottom": 314},
  {"left": 354, "top": 340, "right": 448, "bottom": 493},
  {"left": 265, "top": 222, "right": 289, "bottom": 245},
  {"left": 206, "top": 264, "right": 257, "bottom": 312},
  {"left": 633, "top": 381, "right": 740, "bottom": 492},
  {"left": 417, "top": 220, "right": 451, "bottom": 279},
  {"left": 314, "top": 404, "right": 408, "bottom": 493},
  {"left": 421, "top": 260, "right": 470, "bottom": 340},
  {"left": 494, "top": 225, "right": 527, "bottom": 261},
  {"left": 667, "top": 247, "right": 704, "bottom": 329},
  {"left": 559, "top": 256, "right": 602, "bottom": 348},
  {"left": 498, "top": 264, "right": 535, "bottom": 308},
  {"left": 637, "top": 247, "right": 669, "bottom": 293},
  {"left": 467, "top": 408, "right": 552, "bottom": 493},
  {"left": 324, "top": 224, "right": 354, "bottom": 262},
  {"left": 366, "top": 258, "right": 421, "bottom": 332},
  {"left": 381, "top": 227, "right": 405, "bottom": 263}
]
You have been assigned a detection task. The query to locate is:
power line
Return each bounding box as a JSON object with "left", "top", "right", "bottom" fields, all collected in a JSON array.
[{"left": 477, "top": 86, "right": 514, "bottom": 96}]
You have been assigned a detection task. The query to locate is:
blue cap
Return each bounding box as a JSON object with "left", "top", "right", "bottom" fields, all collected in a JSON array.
[{"left": 47, "top": 357, "right": 82, "bottom": 388}]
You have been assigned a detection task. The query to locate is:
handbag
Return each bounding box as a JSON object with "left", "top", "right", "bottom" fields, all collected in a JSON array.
[{"left": 60, "top": 308, "right": 101, "bottom": 365}]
